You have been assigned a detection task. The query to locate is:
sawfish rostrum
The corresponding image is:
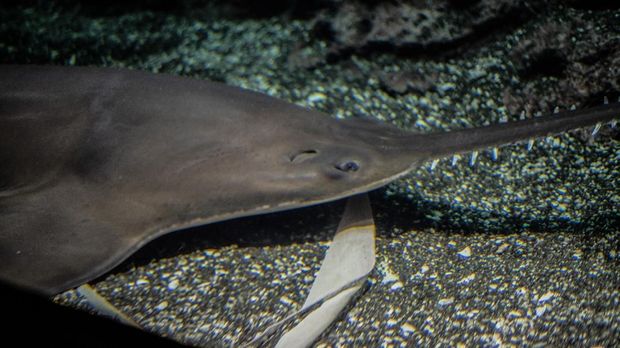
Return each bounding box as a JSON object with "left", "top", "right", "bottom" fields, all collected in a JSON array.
[{"left": 0, "top": 65, "right": 618, "bottom": 295}]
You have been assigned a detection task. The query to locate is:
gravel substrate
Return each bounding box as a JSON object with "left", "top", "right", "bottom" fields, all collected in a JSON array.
[{"left": 1, "top": 2, "right": 618, "bottom": 347}]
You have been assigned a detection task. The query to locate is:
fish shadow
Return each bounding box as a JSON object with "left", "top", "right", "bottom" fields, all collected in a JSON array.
[{"left": 115, "top": 187, "right": 618, "bottom": 275}]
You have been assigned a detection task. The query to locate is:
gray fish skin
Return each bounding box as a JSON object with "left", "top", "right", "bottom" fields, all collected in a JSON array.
[{"left": 0, "top": 65, "right": 618, "bottom": 295}]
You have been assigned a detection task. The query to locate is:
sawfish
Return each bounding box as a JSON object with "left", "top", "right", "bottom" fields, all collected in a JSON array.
[{"left": 0, "top": 65, "right": 618, "bottom": 295}]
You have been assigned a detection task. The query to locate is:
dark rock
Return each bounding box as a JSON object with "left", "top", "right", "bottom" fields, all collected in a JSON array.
[
  {"left": 311, "top": 0, "right": 548, "bottom": 58},
  {"left": 505, "top": 12, "right": 620, "bottom": 116}
]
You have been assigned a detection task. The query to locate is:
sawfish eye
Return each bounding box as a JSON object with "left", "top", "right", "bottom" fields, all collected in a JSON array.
[{"left": 335, "top": 160, "right": 360, "bottom": 172}]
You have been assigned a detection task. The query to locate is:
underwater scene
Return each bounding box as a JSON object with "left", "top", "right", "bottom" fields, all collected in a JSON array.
[{"left": 0, "top": 0, "right": 619, "bottom": 346}]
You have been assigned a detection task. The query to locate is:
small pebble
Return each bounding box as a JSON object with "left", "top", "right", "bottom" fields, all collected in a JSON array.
[{"left": 457, "top": 246, "right": 472, "bottom": 258}]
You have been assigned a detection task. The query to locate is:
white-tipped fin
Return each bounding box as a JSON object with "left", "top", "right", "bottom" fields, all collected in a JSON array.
[
  {"left": 272, "top": 194, "right": 376, "bottom": 348},
  {"left": 77, "top": 284, "right": 141, "bottom": 329}
]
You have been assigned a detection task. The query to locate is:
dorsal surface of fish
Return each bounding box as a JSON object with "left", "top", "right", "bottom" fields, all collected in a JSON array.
[{"left": 0, "top": 65, "right": 618, "bottom": 294}]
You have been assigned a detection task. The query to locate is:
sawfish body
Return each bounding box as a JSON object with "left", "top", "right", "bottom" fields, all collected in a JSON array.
[{"left": 0, "top": 65, "right": 618, "bottom": 295}]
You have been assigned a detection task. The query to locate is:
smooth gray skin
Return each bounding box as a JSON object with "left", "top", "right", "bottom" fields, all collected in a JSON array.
[{"left": 1, "top": 65, "right": 618, "bottom": 295}]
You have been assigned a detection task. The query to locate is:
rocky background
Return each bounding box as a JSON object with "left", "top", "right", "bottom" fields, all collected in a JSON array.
[{"left": 1, "top": 1, "right": 619, "bottom": 346}]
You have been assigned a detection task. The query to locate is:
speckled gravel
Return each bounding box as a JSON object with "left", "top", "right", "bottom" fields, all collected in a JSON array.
[{"left": 2, "top": 3, "right": 618, "bottom": 347}]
